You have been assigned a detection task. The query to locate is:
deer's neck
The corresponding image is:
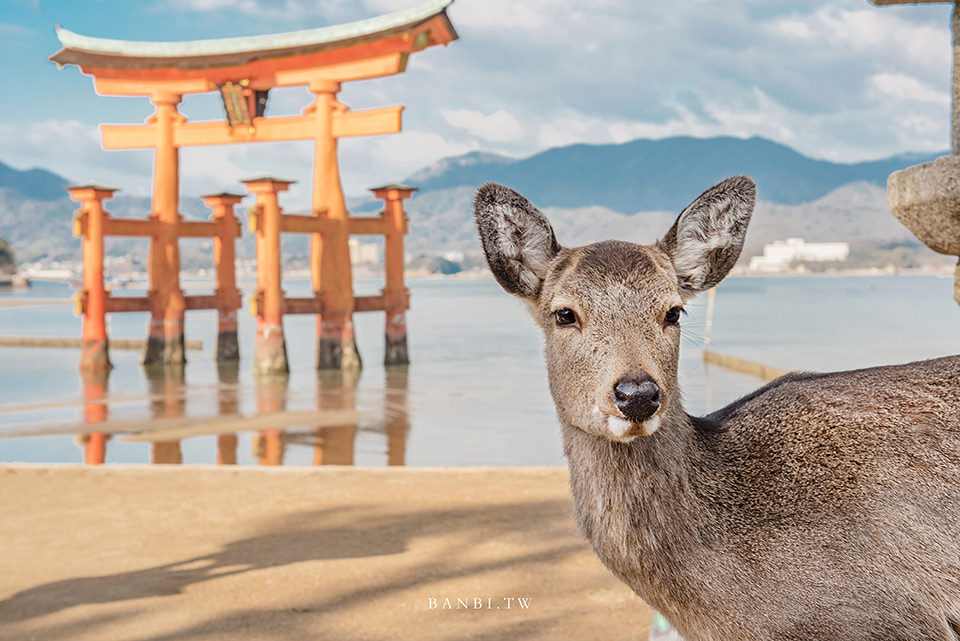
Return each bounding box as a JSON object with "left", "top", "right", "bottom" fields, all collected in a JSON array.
[{"left": 561, "top": 407, "right": 722, "bottom": 619}]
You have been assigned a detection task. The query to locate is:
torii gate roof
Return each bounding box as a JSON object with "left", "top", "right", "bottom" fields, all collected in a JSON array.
[{"left": 49, "top": 0, "right": 456, "bottom": 72}]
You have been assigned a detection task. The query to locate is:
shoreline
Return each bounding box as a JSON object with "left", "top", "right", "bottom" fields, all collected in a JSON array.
[
  {"left": 727, "top": 265, "right": 955, "bottom": 279},
  {"left": 11, "top": 265, "right": 955, "bottom": 290}
]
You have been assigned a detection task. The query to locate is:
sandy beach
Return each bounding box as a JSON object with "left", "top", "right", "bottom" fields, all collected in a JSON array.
[{"left": 0, "top": 465, "right": 652, "bottom": 640}]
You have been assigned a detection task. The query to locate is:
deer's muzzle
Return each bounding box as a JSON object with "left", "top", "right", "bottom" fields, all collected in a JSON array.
[{"left": 613, "top": 375, "right": 661, "bottom": 423}]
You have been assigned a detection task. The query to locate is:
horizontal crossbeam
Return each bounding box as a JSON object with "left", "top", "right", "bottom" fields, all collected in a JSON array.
[
  {"left": 179, "top": 221, "right": 218, "bottom": 238},
  {"left": 355, "top": 295, "right": 386, "bottom": 312},
  {"left": 284, "top": 296, "right": 324, "bottom": 315},
  {"left": 280, "top": 293, "right": 409, "bottom": 315},
  {"left": 280, "top": 214, "right": 326, "bottom": 234},
  {"left": 184, "top": 294, "right": 219, "bottom": 310},
  {"left": 347, "top": 217, "right": 385, "bottom": 235},
  {"left": 333, "top": 106, "right": 403, "bottom": 138},
  {"left": 99, "top": 293, "right": 240, "bottom": 314},
  {"left": 105, "top": 296, "right": 151, "bottom": 313},
  {"left": 100, "top": 217, "right": 242, "bottom": 237},
  {"left": 103, "top": 218, "right": 155, "bottom": 237},
  {"left": 101, "top": 106, "right": 403, "bottom": 150},
  {"left": 364, "top": 290, "right": 410, "bottom": 311}
]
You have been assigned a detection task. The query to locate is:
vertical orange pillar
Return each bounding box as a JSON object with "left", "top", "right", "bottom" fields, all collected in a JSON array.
[
  {"left": 204, "top": 192, "right": 244, "bottom": 362},
  {"left": 143, "top": 91, "right": 187, "bottom": 367},
  {"left": 309, "top": 80, "right": 361, "bottom": 371},
  {"left": 255, "top": 374, "right": 288, "bottom": 466},
  {"left": 371, "top": 184, "right": 415, "bottom": 365},
  {"left": 81, "top": 370, "right": 110, "bottom": 464},
  {"left": 69, "top": 184, "right": 116, "bottom": 373},
  {"left": 243, "top": 178, "right": 291, "bottom": 375}
]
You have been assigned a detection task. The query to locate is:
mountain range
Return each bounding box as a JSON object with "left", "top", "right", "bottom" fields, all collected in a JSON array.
[
  {"left": 0, "top": 135, "right": 946, "bottom": 265},
  {"left": 402, "top": 136, "right": 940, "bottom": 212},
  {"left": 0, "top": 161, "right": 69, "bottom": 202}
]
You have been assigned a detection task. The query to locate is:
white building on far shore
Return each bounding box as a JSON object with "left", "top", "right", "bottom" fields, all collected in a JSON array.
[
  {"left": 748, "top": 238, "right": 850, "bottom": 273},
  {"left": 349, "top": 238, "right": 380, "bottom": 265}
]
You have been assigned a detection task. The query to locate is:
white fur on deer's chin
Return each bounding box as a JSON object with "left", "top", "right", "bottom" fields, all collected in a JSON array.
[
  {"left": 605, "top": 414, "right": 661, "bottom": 441},
  {"left": 642, "top": 414, "right": 661, "bottom": 436}
]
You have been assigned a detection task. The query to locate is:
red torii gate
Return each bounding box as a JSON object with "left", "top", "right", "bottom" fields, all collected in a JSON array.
[{"left": 51, "top": 0, "right": 457, "bottom": 374}]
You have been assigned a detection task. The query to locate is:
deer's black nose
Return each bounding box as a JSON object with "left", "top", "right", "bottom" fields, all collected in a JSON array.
[{"left": 613, "top": 376, "right": 661, "bottom": 423}]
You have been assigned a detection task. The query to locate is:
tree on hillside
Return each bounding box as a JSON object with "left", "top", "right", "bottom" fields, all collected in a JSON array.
[{"left": 0, "top": 237, "right": 17, "bottom": 275}]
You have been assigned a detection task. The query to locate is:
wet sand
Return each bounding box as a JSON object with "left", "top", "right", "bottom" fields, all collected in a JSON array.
[{"left": 0, "top": 465, "right": 652, "bottom": 640}]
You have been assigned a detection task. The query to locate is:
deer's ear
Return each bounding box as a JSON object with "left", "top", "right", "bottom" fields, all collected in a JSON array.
[
  {"left": 657, "top": 175, "right": 756, "bottom": 298},
  {"left": 474, "top": 182, "right": 561, "bottom": 300}
]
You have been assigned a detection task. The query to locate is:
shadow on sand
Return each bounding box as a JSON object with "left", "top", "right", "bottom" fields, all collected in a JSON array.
[{"left": 0, "top": 496, "right": 595, "bottom": 640}]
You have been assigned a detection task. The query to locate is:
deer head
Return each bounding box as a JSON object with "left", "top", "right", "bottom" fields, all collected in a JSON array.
[{"left": 474, "top": 176, "right": 756, "bottom": 442}]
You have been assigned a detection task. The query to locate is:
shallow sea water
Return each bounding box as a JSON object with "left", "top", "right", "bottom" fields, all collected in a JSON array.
[{"left": 0, "top": 274, "right": 957, "bottom": 466}]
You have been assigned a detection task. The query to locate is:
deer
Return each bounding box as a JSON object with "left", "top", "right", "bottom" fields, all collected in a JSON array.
[{"left": 473, "top": 176, "right": 960, "bottom": 641}]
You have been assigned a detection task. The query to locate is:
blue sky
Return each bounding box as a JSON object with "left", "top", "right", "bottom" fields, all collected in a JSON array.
[{"left": 0, "top": 0, "right": 954, "bottom": 207}]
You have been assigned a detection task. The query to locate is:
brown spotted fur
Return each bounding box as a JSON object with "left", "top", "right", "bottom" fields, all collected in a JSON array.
[{"left": 474, "top": 176, "right": 960, "bottom": 641}]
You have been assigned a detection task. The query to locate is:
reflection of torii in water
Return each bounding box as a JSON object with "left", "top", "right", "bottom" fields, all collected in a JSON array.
[
  {"left": 77, "top": 363, "right": 413, "bottom": 466},
  {"left": 308, "top": 367, "right": 412, "bottom": 467}
]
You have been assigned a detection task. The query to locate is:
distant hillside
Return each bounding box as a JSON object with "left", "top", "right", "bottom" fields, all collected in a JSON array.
[
  {"left": 402, "top": 180, "right": 955, "bottom": 272},
  {"left": 0, "top": 180, "right": 218, "bottom": 263},
  {"left": 406, "top": 136, "right": 943, "bottom": 212},
  {"left": 399, "top": 181, "right": 913, "bottom": 255},
  {"left": 0, "top": 135, "right": 946, "bottom": 266},
  {"left": 405, "top": 151, "right": 514, "bottom": 185},
  {"left": 0, "top": 160, "right": 69, "bottom": 201}
]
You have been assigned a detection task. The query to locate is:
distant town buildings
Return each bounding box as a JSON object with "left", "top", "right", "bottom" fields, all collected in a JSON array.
[
  {"left": 20, "top": 261, "right": 78, "bottom": 282},
  {"left": 348, "top": 238, "right": 380, "bottom": 265},
  {"left": 748, "top": 238, "right": 850, "bottom": 273}
]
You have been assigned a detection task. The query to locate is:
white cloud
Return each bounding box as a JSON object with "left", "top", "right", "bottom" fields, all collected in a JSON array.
[
  {"left": 443, "top": 0, "right": 547, "bottom": 31},
  {"left": 869, "top": 72, "right": 949, "bottom": 104},
  {"left": 163, "top": 0, "right": 271, "bottom": 15},
  {"left": 341, "top": 130, "right": 476, "bottom": 188},
  {"left": 533, "top": 89, "right": 797, "bottom": 151},
  {"left": 165, "top": 0, "right": 249, "bottom": 10},
  {"left": 0, "top": 120, "right": 153, "bottom": 193},
  {"left": 364, "top": 0, "right": 549, "bottom": 30},
  {"left": 0, "top": 22, "right": 32, "bottom": 35},
  {"left": 7, "top": 0, "right": 959, "bottom": 206},
  {"left": 161, "top": 0, "right": 357, "bottom": 20},
  {"left": 2, "top": 119, "right": 98, "bottom": 151},
  {"left": 774, "top": 18, "right": 813, "bottom": 40},
  {"left": 440, "top": 109, "right": 524, "bottom": 142},
  {"left": 778, "top": 6, "right": 949, "bottom": 68}
]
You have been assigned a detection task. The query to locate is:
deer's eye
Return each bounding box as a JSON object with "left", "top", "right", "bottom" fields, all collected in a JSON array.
[
  {"left": 554, "top": 308, "right": 579, "bottom": 328},
  {"left": 664, "top": 307, "right": 683, "bottom": 326}
]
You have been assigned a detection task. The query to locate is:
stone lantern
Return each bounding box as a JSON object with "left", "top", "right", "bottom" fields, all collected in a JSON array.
[{"left": 871, "top": 0, "right": 960, "bottom": 304}]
